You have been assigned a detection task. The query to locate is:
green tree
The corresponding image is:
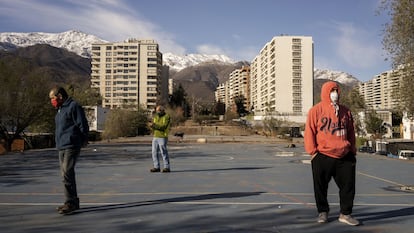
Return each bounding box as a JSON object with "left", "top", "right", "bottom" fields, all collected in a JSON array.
[
  {"left": 213, "top": 101, "right": 226, "bottom": 115},
  {"left": 341, "top": 88, "right": 366, "bottom": 136},
  {"left": 169, "top": 84, "right": 191, "bottom": 118},
  {"left": 234, "top": 95, "right": 248, "bottom": 116},
  {"left": 341, "top": 88, "right": 365, "bottom": 113},
  {"left": 379, "top": 0, "right": 414, "bottom": 116},
  {"left": 365, "top": 110, "right": 386, "bottom": 138}
]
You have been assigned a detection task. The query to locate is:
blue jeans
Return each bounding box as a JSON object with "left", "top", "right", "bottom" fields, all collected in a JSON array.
[
  {"left": 59, "top": 148, "right": 80, "bottom": 205},
  {"left": 152, "top": 137, "right": 170, "bottom": 169}
]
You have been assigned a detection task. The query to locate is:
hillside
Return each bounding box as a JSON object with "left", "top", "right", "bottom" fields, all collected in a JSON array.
[
  {"left": 171, "top": 61, "right": 249, "bottom": 102},
  {"left": 0, "top": 44, "right": 91, "bottom": 86}
]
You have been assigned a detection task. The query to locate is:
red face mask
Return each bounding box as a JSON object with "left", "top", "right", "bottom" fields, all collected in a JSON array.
[{"left": 51, "top": 98, "right": 63, "bottom": 108}]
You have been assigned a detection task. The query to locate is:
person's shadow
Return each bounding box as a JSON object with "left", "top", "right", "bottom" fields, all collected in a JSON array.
[
  {"left": 355, "top": 207, "right": 414, "bottom": 223},
  {"left": 70, "top": 191, "right": 264, "bottom": 215}
]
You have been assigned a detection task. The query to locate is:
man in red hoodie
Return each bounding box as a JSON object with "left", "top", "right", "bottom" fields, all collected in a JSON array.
[{"left": 304, "top": 81, "right": 359, "bottom": 226}]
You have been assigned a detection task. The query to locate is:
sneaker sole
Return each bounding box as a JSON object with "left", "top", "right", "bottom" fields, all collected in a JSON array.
[
  {"left": 59, "top": 208, "right": 79, "bottom": 215},
  {"left": 338, "top": 218, "right": 359, "bottom": 226}
]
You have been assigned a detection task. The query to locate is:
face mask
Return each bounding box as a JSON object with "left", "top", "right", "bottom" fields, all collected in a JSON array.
[
  {"left": 330, "top": 91, "right": 339, "bottom": 103},
  {"left": 51, "top": 98, "right": 62, "bottom": 108},
  {"left": 157, "top": 111, "right": 165, "bottom": 116}
]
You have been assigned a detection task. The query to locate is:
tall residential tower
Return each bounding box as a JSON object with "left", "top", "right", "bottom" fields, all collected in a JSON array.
[
  {"left": 250, "top": 36, "right": 314, "bottom": 123},
  {"left": 90, "top": 39, "right": 164, "bottom": 110}
]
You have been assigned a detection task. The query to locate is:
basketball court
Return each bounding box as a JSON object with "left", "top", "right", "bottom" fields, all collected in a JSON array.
[{"left": 0, "top": 138, "right": 413, "bottom": 232}]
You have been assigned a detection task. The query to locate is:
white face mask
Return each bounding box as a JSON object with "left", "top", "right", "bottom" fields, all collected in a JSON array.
[{"left": 330, "top": 91, "right": 339, "bottom": 103}]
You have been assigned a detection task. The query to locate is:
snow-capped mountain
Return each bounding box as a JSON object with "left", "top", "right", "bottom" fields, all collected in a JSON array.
[
  {"left": 163, "top": 52, "right": 235, "bottom": 71},
  {"left": 0, "top": 30, "right": 236, "bottom": 71},
  {"left": 314, "top": 69, "right": 360, "bottom": 87},
  {"left": 0, "top": 30, "right": 107, "bottom": 57},
  {"left": 0, "top": 30, "right": 360, "bottom": 85}
]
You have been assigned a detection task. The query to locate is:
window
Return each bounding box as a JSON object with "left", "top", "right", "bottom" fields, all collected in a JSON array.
[{"left": 148, "top": 45, "right": 157, "bottom": 50}]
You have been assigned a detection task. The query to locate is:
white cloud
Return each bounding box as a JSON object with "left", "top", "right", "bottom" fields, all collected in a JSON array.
[
  {"left": 314, "top": 56, "right": 335, "bottom": 70},
  {"left": 196, "top": 44, "right": 227, "bottom": 55},
  {"left": 232, "top": 46, "right": 259, "bottom": 62},
  {"left": 332, "top": 22, "right": 382, "bottom": 69},
  {"left": 0, "top": 0, "right": 187, "bottom": 55}
]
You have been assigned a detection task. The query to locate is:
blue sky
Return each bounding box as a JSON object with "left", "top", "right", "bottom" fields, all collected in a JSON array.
[{"left": 0, "top": 0, "right": 392, "bottom": 81}]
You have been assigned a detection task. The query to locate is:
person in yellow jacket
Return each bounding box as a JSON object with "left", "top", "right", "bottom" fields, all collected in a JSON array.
[{"left": 149, "top": 105, "right": 171, "bottom": 172}]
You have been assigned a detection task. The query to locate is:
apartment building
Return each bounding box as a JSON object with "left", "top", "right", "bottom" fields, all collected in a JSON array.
[
  {"left": 90, "top": 39, "right": 164, "bottom": 110},
  {"left": 215, "top": 66, "right": 251, "bottom": 111},
  {"left": 358, "top": 68, "right": 404, "bottom": 138},
  {"left": 250, "top": 36, "right": 314, "bottom": 123},
  {"left": 358, "top": 69, "right": 401, "bottom": 110},
  {"left": 215, "top": 83, "right": 227, "bottom": 105}
]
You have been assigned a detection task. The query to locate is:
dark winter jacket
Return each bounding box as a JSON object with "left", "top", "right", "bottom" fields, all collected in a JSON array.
[{"left": 55, "top": 98, "right": 89, "bottom": 150}]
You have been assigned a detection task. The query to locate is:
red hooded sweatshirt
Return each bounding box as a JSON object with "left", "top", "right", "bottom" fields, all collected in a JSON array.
[{"left": 304, "top": 81, "right": 356, "bottom": 159}]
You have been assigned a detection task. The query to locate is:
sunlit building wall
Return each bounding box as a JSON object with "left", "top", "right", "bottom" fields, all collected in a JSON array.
[
  {"left": 250, "top": 36, "right": 314, "bottom": 123},
  {"left": 90, "top": 39, "right": 163, "bottom": 110}
]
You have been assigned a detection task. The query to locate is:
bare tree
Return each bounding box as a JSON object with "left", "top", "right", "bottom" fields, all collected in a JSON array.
[{"left": 0, "top": 58, "right": 52, "bottom": 150}]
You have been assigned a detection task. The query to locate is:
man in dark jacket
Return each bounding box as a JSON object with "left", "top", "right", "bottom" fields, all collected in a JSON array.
[{"left": 49, "top": 86, "right": 89, "bottom": 214}]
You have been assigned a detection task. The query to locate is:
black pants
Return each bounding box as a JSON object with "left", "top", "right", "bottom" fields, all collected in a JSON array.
[{"left": 311, "top": 152, "right": 356, "bottom": 215}]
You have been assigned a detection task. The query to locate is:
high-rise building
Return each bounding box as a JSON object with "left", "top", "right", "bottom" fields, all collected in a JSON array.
[
  {"left": 250, "top": 36, "right": 314, "bottom": 123},
  {"left": 215, "top": 66, "right": 251, "bottom": 111},
  {"left": 358, "top": 69, "right": 401, "bottom": 110},
  {"left": 90, "top": 39, "right": 164, "bottom": 110},
  {"left": 358, "top": 67, "right": 406, "bottom": 138},
  {"left": 215, "top": 83, "right": 227, "bottom": 106}
]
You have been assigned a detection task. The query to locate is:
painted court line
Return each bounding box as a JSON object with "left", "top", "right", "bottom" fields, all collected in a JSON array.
[
  {"left": 0, "top": 191, "right": 412, "bottom": 197},
  {"left": 358, "top": 171, "right": 407, "bottom": 187},
  {"left": 0, "top": 201, "right": 412, "bottom": 207}
]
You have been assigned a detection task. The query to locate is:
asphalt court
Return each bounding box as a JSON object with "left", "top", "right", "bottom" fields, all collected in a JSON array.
[{"left": 0, "top": 139, "right": 413, "bottom": 233}]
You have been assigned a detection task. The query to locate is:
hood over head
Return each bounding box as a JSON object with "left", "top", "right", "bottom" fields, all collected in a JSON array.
[{"left": 321, "top": 81, "right": 340, "bottom": 104}]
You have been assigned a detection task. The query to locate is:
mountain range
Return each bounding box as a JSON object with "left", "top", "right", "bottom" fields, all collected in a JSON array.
[{"left": 0, "top": 30, "right": 361, "bottom": 101}]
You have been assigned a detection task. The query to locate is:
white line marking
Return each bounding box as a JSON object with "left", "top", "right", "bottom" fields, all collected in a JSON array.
[
  {"left": 358, "top": 171, "right": 407, "bottom": 186},
  {"left": 0, "top": 202, "right": 412, "bottom": 207},
  {"left": 0, "top": 192, "right": 412, "bottom": 196}
]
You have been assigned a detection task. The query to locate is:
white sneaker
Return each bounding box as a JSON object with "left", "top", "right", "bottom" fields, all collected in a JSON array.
[
  {"left": 317, "top": 212, "right": 328, "bottom": 223},
  {"left": 338, "top": 214, "right": 360, "bottom": 226}
]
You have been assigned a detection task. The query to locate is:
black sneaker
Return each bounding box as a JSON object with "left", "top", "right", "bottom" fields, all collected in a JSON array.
[
  {"left": 162, "top": 168, "right": 171, "bottom": 173},
  {"left": 58, "top": 203, "right": 79, "bottom": 215},
  {"left": 150, "top": 168, "right": 160, "bottom": 172}
]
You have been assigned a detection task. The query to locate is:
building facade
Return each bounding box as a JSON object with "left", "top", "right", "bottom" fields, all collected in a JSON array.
[
  {"left": 215, "top": 82, "right": 227, "bottom": 106},
  {"left": 358, "top": 67, "right": 411, "bottom": 138},
  {"left": 215, "top": 66, "right": 251, "bottom": 111},
  {"left": 250, "top": 36, "right": 314, "bottom": 123},
  {"left": 358, "top": 69, "right": 401, "bottom": 111},
  {"left": 84, "top": 106, "right": 110, "bottom": 132},
  {"left": 90, "top": 39, "right": 164, "bottom": 110}
]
